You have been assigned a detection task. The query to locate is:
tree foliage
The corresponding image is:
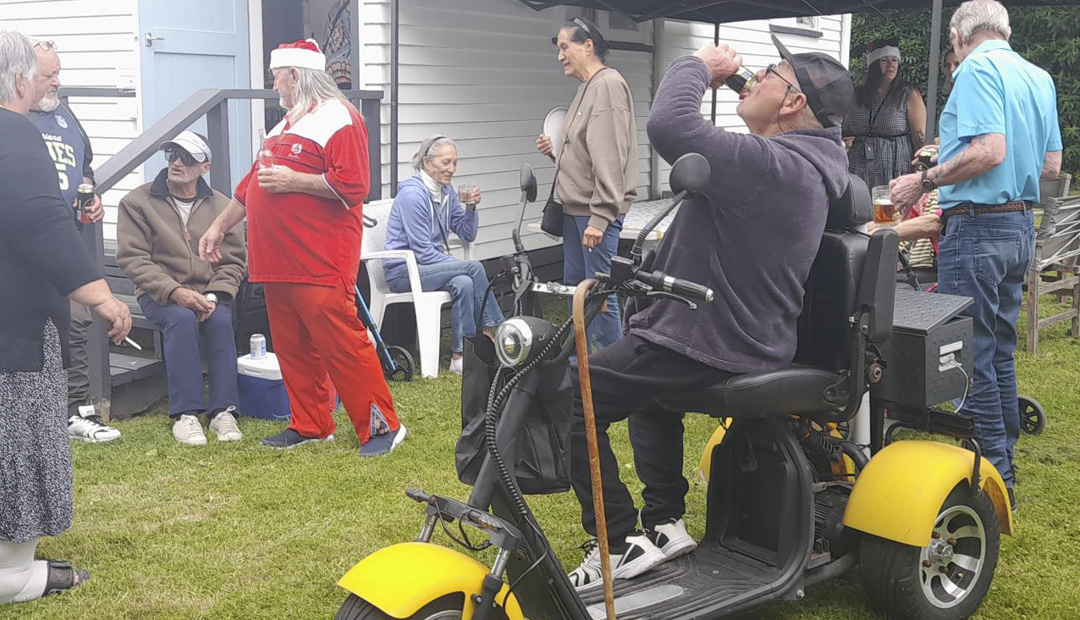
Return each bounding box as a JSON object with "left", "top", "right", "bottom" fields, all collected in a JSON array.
[{"left": 852, "top": 7, "right": 1080, "bottom": 173}]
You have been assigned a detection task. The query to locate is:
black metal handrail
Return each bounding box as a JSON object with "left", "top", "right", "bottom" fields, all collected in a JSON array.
[{"left": 89, "top": 88, "right": 383, "bottom": 198}]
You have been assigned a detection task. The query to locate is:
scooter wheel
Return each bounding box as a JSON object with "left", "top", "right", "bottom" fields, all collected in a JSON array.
[
  {"left": 1018, "top": 395, "right": 1047, "bottom": 435},
  {"left": 384, "top": 346, "right": 415, "bottom": 382},
  {"left": 859, "top": 484, "right": 1000, "bottom": 620},
  {"left": 336, "top": 593, "right": 496, "bottom": 619}
]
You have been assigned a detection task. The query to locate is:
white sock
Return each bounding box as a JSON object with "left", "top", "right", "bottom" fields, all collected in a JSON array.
[{"left": 0, "top": 539, "right": 49, "bottom": 603}]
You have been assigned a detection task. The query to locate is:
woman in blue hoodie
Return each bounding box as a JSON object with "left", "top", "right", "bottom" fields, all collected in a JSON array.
[{"left": 383, "top": 135, "right": 504, "bottom": 373}]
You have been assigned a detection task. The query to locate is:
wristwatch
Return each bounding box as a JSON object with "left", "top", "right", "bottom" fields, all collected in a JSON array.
[
  {"left": 205, "top": 293, "right": 218, "bottom": 304},
  {"left": 921, "top": 170, "right": 937, "bottom": 193}
]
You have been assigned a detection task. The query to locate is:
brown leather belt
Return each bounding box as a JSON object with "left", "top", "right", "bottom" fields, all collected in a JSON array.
[{"left": 941, "top": 201, "right": 1032, "bottom": 219}]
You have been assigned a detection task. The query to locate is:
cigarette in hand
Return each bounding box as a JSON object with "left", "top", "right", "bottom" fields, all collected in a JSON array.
[{"left": 124, "top": 337, "right": 143, "bottom": 351}]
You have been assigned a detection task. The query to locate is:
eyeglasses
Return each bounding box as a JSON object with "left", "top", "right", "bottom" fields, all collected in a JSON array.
[
  {"left": 765, "top": 64, "right": 801, "bottom": 93},
  {"left": 164, "top": 148, "right": 199, "bottom": 167},
  {"left": 33, "top": 40, "right": 57, "bottom": 52}
]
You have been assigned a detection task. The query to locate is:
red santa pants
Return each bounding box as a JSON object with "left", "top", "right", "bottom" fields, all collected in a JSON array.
[{"left": 264, "top": 280, "right": 399, "bottom": 442}]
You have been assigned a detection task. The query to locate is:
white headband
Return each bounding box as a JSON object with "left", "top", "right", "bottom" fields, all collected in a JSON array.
[{"left": 867, "top": 46, "right": 901, "bottom": 66}]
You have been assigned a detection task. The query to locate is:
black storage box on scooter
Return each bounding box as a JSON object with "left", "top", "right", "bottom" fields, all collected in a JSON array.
[{"left": 871, "top": 288, "right": 974, "bottom": 409}]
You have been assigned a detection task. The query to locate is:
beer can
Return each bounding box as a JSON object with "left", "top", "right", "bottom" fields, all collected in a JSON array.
[
  {"left": 76, "top": 183, "right": 95, "bottom": 224},
  {"left": 250, "top": 334, "right": 267, "bottom": 360}
]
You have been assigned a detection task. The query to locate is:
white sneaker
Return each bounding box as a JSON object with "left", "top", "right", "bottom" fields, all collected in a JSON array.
[
  {"left": 209, "top": 407, "right": 243, "bottom": 442},
  {"left": 567, "top": 533, "right": 666, "bottom": 591},
  {"left": 449, "top": 356, "right": 464, "bottom": 374},
  {"left": 173, "top": 414, "right": 207, "bottom": 446},
  {"left": 645, "top": 518, "right": 698, "bottom": 561},
  {"left": 67, "top": 405, "right": 121, "bottom": 443}
]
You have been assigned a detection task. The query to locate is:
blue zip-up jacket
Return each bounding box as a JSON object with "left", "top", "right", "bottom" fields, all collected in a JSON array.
[{"left": 383, "top": 173, "right": 478, "bottom": 283}]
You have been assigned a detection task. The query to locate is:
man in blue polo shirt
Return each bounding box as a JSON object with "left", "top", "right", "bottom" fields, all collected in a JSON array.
[{"left": 891, "top": 0, "right": 1062, "bottom": 510}]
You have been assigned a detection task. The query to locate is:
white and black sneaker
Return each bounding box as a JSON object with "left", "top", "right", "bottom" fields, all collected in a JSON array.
[
  {"left": 67, "top": 405, "right": 121, "bottom": 443},
  {"left": 567, "top": 533, "right": 665, "bottom": 591},
  {"left": 645, "top": 518, "right": 697, "bottom": 561}
]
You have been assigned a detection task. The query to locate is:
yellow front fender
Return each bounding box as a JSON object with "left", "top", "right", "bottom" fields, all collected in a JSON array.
[
  {"left": 338, "top": 542, "right": 524, "bottom": 620},
  {"left": 843, "top": 440, "right": 1013, "bottom": 547}
]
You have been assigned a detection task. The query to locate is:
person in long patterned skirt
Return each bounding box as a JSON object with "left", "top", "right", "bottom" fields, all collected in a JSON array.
[{"left": 1, "top": 30, "right": 131, "bottom": 603}]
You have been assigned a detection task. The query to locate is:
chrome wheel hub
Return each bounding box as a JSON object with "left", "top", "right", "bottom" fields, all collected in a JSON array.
[{"left": 919, "top": 504, "right": 987, "bottom": 609}]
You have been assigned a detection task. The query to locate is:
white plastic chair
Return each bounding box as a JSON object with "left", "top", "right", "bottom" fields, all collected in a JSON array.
[{"left": 361, "top": 198, "right": 473, "bottom": 378}]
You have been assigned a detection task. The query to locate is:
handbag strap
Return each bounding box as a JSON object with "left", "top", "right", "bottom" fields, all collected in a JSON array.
[{"left": 549, "top": 67, "right": 609, "bottom": 201}]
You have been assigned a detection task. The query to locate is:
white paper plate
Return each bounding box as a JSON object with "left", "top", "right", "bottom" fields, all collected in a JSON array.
[{"left": 543, "top": 106, "right": 569, "bottom": 158}]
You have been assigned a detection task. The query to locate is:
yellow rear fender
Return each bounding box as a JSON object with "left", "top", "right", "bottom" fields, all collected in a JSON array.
[
  {"left": 338, "top": 542, "right": 524, "bottom": 620},
  {"left": 843, "top": 440, "right": 1013, "bottom": 547}
]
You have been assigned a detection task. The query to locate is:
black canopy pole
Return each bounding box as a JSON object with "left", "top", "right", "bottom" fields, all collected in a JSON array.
[
  {"left": 711, "top": 21, "right": 720, "bottom": 124},
  {"left": 390, "top": 0, "right": 400, "bottom": 196},
  {"left": 925, "top": 0, "right": 943, "bottom": 141}
]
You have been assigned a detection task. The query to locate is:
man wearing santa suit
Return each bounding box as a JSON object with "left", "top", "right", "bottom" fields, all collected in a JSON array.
[{"left": 200, "top": 39, "right": 405, "bottom": 456}]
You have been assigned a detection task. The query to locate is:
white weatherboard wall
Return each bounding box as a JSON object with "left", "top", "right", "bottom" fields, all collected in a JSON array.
[
  {"left": 360, "top": 1, "right": 848, "bottom": 260},
  {"left": 361, "top": 0, "right": 655, "bottom": 260},
  {"left": 0, "top": 0, "right": 144, "bottom": 241},
  {"left": 654, "top": 16, "right": 848, "bottom": 191}
]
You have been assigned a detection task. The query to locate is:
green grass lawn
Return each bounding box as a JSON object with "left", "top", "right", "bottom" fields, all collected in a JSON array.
[{"left": 4, "top": 299, "right": 1080, "bottom": 619}]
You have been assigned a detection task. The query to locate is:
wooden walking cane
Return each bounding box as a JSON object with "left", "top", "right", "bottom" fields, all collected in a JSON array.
[{"left": 572, "top": 278, "right": 617, "bottom": 620}]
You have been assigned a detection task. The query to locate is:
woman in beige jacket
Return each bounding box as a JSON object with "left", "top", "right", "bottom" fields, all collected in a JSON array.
[{"left": 537, "top": 17, "right": 637, "bottom": 351}]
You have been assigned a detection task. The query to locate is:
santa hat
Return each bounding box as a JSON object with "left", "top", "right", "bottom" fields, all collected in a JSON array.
[{"left": 270, "top": 39, "right": 326, "bottom": 72}]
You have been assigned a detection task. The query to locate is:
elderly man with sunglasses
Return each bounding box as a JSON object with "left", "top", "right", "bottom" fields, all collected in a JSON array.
[{"left": 116, "top": 131, "right": 246, "bottom": 445}]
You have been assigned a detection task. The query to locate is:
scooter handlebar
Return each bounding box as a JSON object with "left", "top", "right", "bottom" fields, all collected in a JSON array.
[{"left": 636, "top": 270, "right": 714, "bottom": 304}]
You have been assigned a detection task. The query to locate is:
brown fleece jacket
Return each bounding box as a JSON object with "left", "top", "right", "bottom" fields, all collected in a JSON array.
[
  {"left": 116, "top": 169, "right": 246, "bottom": 305},
  {"left": 555, "top": 66, "right": 638, "bottom": 233}
]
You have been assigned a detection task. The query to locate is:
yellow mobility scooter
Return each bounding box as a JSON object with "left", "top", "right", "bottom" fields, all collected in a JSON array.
[{"left": 336, "top": 155, "right": 1012, "bottom": 620}]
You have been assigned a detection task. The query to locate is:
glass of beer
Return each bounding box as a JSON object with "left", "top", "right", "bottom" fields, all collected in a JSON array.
[{"left": 872, "top": 185, "right": 901, "bottom": 228}]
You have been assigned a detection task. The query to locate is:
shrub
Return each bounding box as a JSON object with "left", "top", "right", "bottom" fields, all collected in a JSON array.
[{"left": 852, "top": 7, "right": 1080, "bottom": 173}]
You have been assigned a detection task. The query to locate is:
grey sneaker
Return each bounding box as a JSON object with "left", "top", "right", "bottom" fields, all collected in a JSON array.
[
  {"left": 172, "top": 414, "right": 207, "bottom": 446},
  {"left": 68, "top": 405, "right": 121, "bottom": 443},
  {"left": 209, "top": 407, "right": 242, "bottom": 442},
  {"left": 260, "top": 428, "right": 334, "bottom": 449},
  {"left": 359, "top": 425, "right": 407, "bottom": 457}
]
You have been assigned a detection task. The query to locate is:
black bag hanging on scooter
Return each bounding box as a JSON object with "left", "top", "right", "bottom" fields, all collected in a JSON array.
[{"left": 455, "top": 336, "right": 573, "bottom": 495}]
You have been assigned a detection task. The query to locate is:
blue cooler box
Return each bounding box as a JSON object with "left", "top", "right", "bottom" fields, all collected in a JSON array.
[{"left": 237, "top": 353, "right": 291, "bottom": 420}]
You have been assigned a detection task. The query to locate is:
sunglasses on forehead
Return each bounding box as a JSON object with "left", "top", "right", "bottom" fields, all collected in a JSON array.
[
  {"left": 33, "top": 40, "right": 57, "bottom": 52},
  {"left": 164, "top": 148, "right": 201, "bottom": 167}
]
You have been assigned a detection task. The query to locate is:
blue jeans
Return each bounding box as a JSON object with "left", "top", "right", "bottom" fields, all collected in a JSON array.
[
  {"left": 564, "top": 214, "right": 623, "bottom": 353},
  {"left": 138, "top": 296, "right": 239, "bottom": 418},
  {"left": 938, "top": 208, "right": 1034, "bottom": 488},
  {"left": 387, "top": 260, "right": 504, "bottom": 353}
]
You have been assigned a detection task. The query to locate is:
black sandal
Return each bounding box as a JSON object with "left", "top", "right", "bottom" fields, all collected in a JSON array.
[{"left": 42, "top": 560, "right": 89, "bottom": 597}]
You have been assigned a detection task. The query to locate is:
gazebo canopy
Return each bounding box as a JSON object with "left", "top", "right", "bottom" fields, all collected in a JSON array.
[
  {"left": 517, "top": 0, "right": 1079, "bottom": 137},
  {"left": 516, "top": 0, "right": 1076, "bottom": 24}
]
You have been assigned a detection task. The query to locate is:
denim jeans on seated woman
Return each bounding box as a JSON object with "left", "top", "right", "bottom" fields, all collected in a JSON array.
[
  {"left": 387, "top": 260, "right": 505, "bottom": 353},
  {"left": 937, "top": 208, "right": 1034, "bottom": 489}
]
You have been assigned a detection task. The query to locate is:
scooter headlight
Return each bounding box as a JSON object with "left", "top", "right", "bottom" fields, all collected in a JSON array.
[{"left": 495, "top": 318, "right": 534, "bottom": 367}]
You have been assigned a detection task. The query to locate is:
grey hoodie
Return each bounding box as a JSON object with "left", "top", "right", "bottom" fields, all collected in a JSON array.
[{"left": 630, "top": 56, "right": 850, "bottom": 374}]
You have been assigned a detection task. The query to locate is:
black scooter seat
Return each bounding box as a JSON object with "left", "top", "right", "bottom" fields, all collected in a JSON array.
[{"left": 656, "top": 367, "right": 844, "bottom": 419}]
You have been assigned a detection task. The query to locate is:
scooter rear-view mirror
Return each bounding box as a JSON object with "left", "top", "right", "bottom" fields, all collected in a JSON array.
[
  {"left": 520, "top": 162, "right": 537, "bottom": 203},
  {"left": 668, "top": 152, "right": 710, "bottom": 195}
]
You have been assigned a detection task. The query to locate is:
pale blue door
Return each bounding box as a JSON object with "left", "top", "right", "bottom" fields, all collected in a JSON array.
[{"left": 139, "top": 0, "right": 251, "bottom": 191}]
